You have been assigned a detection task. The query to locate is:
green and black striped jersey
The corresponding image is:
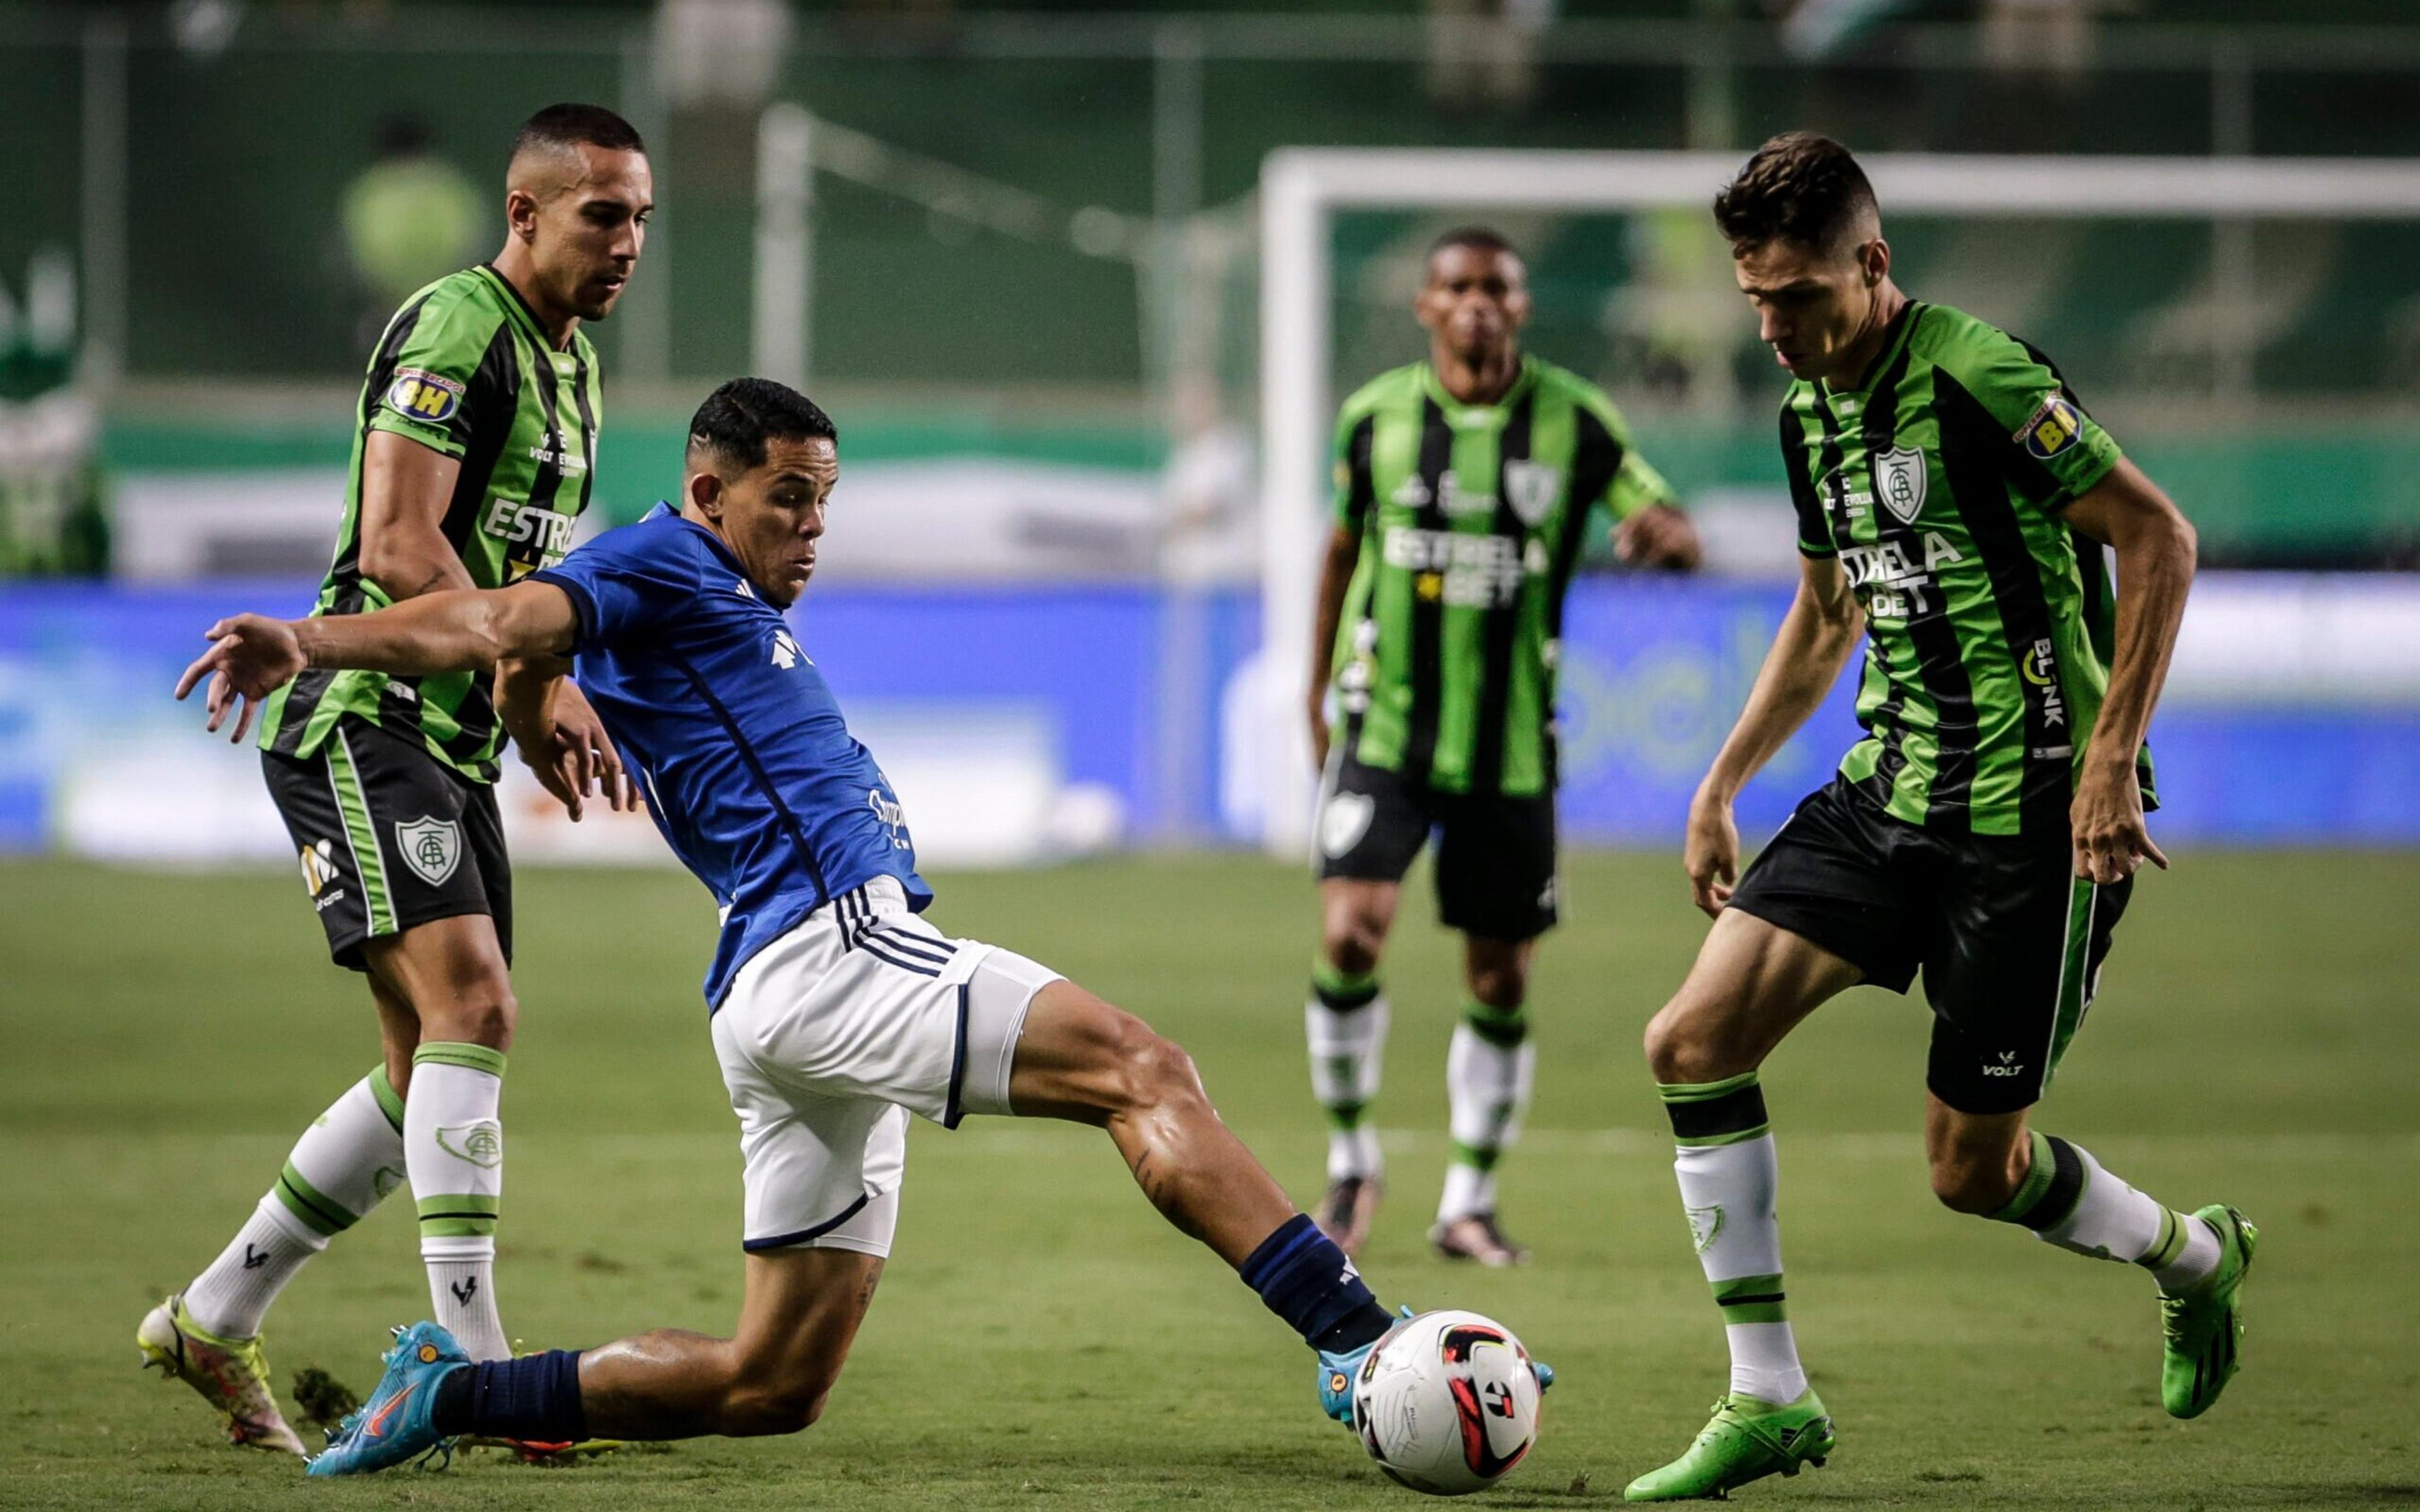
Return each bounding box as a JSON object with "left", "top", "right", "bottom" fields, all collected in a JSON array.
[
  {"left": 1328, "top": 355, "right": 1676, "bottom": 798},
  {"left": 260, "top": 264, "right": 602, "bottom": 782},
  {"left": 1783, "top": 299, "right": 2155, "bottom": 838}
]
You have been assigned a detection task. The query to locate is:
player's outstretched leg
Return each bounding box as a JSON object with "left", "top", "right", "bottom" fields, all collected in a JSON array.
[
  {"left": 1627, "top": 912, "right": 1857, "bottom": 1503},
  {"left": 1432, "top": 935, "right": 1536, "bottom": 1267},
  {"left": 139, "top": 1046, "right": 411, "bottom": 1455},
  {"left": 1307, "top": 879, "right": 1398, "bottom": 1256},
  {"left": 1935, "top": 1106, "right": 2256, "bottom": 1420},
  {"left": 1009, "top": 976, "right": 1409, "bottom": 1423},
  {"left": 310, "top": 1241, "right": 883, "bottom": 1475}
]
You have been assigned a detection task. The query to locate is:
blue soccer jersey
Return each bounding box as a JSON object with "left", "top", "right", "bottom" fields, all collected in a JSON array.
[{"left": 532, "top": 503, "right": 930, "bottom": 1007}]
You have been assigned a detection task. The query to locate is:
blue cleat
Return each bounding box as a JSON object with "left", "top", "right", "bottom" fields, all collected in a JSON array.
[
  {"left": 305, "top": 1322, "right": 468, "bottom": 1477},
  {"left": 1318, "top": 1337, "right": 1381, "bottom": 1426},
  {"left": 1317, "top": 1309, "right": 1555, "bottom": 1428}
]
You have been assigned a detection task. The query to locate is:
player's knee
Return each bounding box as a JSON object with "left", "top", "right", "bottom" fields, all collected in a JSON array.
[
  {"left": 1110, "top": 1021, "right": 1206, "bottom": 1114},
  {"left": 422, "top": 979, "right": 517, "bottom": 1050},
  {"left": 1928, "top": 1147, "right": 2017, "bottom": 1215},
  {"left": 718, "top": 1378, "right": 831, "bottom": 1437},
  {"left": 1464, "top": 959, "right": 1527, "bottom": 1011},
  {"left": 1322, "top": 919, "right": 1384, "bottom": 978},
  {"left": 1642, "top": 1000, "right": 1719, "bottom": 1085},
  {"left": 717, "top": 1354, "right": 839, "bottom": 1436}
]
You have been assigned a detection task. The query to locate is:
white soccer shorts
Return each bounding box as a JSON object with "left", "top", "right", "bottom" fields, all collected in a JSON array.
[{"left": 710, "top": 876, "right": 1061, "bottom": 1258}]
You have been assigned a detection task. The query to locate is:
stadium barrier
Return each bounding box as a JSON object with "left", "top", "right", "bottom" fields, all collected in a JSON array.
[{"left": 0, "top": 573, "right": 2412, "bottom": 864}]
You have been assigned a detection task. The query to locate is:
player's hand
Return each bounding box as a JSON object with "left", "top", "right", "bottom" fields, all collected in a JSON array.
[
  {"left": 1307, "top": 687, "right": 1331, "bottom": 772},
  {"left": 175, "top": 614, "right": 305, "bottom": 743},
  {"left": 1614, "top": 504, "right": 1702, "bottom": 572},
  {"left": 2070, "top": 762, "right": 2166, "bottom": 885},
  {"left": 520, "top": 679, "right": 633, "bottom": 823},
  {"left": 1684, "top": 781, "right": 1740, "bottom": 918}
]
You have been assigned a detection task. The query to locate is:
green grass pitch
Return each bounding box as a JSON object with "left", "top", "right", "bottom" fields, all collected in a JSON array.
[{"left": 3, "top": 850, "right": 2416, "bottom": 1509}]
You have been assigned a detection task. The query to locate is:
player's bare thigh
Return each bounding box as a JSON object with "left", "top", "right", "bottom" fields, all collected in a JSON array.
[
  {"left": 1642, "top": 908, "right": 1864, "bottom": 1085},
  {"left": 360, "top": 912, "right": 517, "bottom": 1068},
  {"left": 577, "top": 1246, "right": 884, "bottom": 1440},
  {"left": 1322, "top": 876, "right": 1400, "bottom": 976}
]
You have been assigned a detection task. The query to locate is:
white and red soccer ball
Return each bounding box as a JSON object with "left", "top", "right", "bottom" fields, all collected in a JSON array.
[{"left": 1352, "top": 1309, "right": 1543, "bottom": 1496}]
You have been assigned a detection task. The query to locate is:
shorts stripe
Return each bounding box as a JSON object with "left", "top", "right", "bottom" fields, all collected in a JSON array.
[
  {"left": 867, "top": 924, "right": 952, "bottom": 968},
  {"left": 2041, "top": 878, "right": 2097, "bottom": 1090},
  {"left": 325, "top": 727, "right": 396, "bottom": 936},
  {"left": 942, "top": 982, "right": 971, "bottom": 1130},
  {"left": 743, "top": 1191, "right": 872, "bottom": 1252},
  {"left": 858, "top": 937, "right": 943, "bottom": 978}
]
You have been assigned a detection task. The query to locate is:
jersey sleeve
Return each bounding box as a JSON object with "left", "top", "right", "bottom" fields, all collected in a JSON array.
[
  {"left": 529, "top": 527, "right": 700, "bottom": 652},
  {"left": 1576, "top": 389, "right": 1680, "bottom": 522},
  {"left": 364, "top": 287, "right": 514, "bottom": 459},
  {"left": 1937, "top": 323, "right": 2123, "bottom": 510},
  {"left": 1778, "top": 403, "right": 1835, "bottom": 557},
  {"left": 1332, "top": 402, "right": 1378, "bottom": 531}
]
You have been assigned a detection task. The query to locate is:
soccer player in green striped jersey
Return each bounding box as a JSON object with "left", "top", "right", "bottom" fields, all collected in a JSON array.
[
  {"left": 1304, "top": 227, "right": 1700, "bottom": 1266},
  {"left": 136, "top": 105, "right": 652, "bottom": 1457},
  {"left": 1623, "top": 135, "right": 2253, "bottom": 1503}
]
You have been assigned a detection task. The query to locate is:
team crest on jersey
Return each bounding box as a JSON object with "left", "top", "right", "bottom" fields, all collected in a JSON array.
[
  {"left": 1872, "top": 446, "right": 1928, "bottom": 524},
  {"left": 1502, "top": 459, "right": 1562, "bottom": 526},
  {"left": 395, "top": 816, "right": 462, "bottom": 887},
  {"left": 2019, "top": 394, "right": 2083, "bottom": 460},
  {"left": 384, "top": 368, "right": 464, "bottom": 426}
]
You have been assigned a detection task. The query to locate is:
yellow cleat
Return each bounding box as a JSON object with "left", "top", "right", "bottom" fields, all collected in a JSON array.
[{"left": 136, "top": 1295, "right": 306, "bottom": 1455}]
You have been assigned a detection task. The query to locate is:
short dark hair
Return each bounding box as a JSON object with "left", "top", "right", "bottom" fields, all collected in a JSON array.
[
  {"left": 688, "top": 378, "right": 838, "bottom": 475},
  {"left": 1429, "top": 225, "right": 1521, "bottom": 263},
  {"left": 511, "top": 103, "right": 646, "bottom": 163},
  {"left": 1713, "top": 132, "right": 1877, "bottom": 253}
]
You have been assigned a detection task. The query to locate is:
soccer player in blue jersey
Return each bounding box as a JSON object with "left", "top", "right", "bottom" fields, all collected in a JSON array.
[{"left": 178, "top": 378, "right": 1543, "bottom": 1471}]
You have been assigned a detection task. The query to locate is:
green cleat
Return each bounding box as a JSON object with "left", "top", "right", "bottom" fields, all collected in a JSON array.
[
  {"left": 1624, "top": 1389, "right": 1835, "bottom": 1502},
  {"left": 2160, "top": 1205, "right": 2257, "bottom": 1419}
]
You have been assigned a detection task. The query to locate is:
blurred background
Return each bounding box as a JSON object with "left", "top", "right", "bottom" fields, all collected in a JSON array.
[{"left": 2, "top": 0, "right": 2416, "bottom": 873}]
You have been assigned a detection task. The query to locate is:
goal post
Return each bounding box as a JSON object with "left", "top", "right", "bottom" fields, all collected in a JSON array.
[{"left": 1255, "top": 148, "right": 2420, "bottom": 856}]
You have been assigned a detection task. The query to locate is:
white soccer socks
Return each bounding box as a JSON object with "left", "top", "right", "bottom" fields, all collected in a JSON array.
[
  {"left": 406, "top": 1041, "right": 511, "bottom": 1361},
  {"left": 1987, "top": 1131, "right": 2221, "bottom": 1292},
  {"left": 1438, "top": 1002, "right": 1535, "bottom": 1222},
  {"left": 184, "top": 1066, "right": 408, "bottom": 1340},
  {"left": 1659, "top": 1072, "right": 1810, "bottom": 1407},
  {"left": 1306, "top": 964, "right": 1388, "bottom": 1183}
]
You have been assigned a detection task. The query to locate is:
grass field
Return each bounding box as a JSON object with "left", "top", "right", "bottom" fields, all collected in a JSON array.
[{"left": 4, "top": 850, "right": 2417, "bottom": 1510}]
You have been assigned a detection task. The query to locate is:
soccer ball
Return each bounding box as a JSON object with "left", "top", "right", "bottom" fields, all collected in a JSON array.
[{"left": 1352, "top": 1309, "right": 1542, "bottom": 1496}]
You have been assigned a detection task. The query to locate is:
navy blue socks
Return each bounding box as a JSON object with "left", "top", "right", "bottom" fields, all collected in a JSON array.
[
  {"left": 430, "top": 1349, "right": 587, "bottom": 1443},
  {"left": 1238, "top": 1213, "right": 1392, "bottom": 1354}
]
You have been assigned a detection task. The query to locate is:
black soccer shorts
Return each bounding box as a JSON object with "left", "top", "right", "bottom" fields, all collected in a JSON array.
[
  {"left": 1726, "top": 774, "right": 2129, "bottom": 1114},
  {"left": 1314, "top": 750, "right": 1559, "bottom": 942},
  {"left": 260, "top": 718, "right": 513, "bottom": 971}
]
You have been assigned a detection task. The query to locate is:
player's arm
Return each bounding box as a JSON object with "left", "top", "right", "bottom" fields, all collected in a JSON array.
[
  {"left": 357, "top": 430, "right": 478, "bottom": 600},
  {"left": 1685, "top": 551, "right": 1864, "bottom": 916},
  {"left": 2058, "top": 457, "right": 2196, "bottom": 885},
  {"left": 1310, "top": 401, "right": 1378, "bottom": 770},
  {"left": 497, "top": 654, "right": 632, "bottom": 821},
  {"left": 1606, "top": 449, "right": 1702, "bottom": 571},
  {"left": 177, "top": 581, "right": 578, "bottom": 743},
  {"left": 1306, "top": 524, "right": 1358, "bottom": 770}
]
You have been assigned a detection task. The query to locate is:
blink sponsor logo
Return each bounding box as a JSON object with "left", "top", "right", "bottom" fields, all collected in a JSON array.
[{"left": 2020, "top": 636, "right": 2069, "bottom": 730}]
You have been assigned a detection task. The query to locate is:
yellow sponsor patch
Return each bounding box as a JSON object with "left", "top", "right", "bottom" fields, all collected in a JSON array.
[
  {"left": 2018, "top": 394, "right": 2082, "bottom": 461},
  {"left": 385, "top": 368, "right": 466, "bottom": 426}
]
